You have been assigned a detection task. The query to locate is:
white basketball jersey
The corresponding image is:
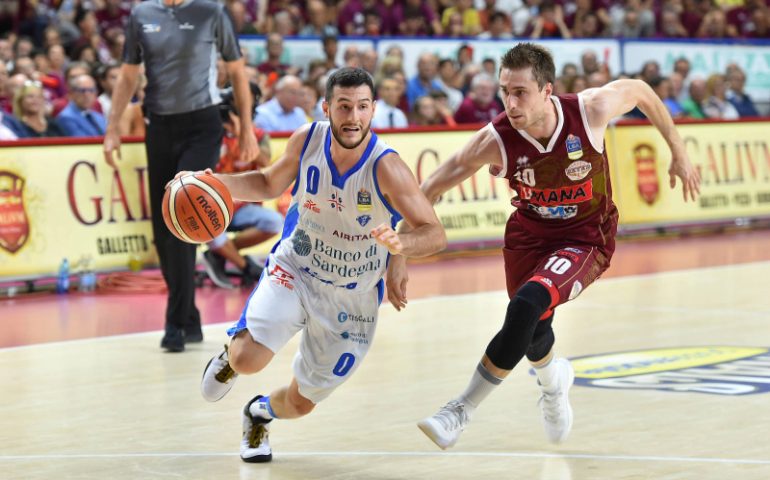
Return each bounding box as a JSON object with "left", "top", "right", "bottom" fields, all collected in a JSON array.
[{"left": 273, "top": 122, "right": 402, "bottom": 292}]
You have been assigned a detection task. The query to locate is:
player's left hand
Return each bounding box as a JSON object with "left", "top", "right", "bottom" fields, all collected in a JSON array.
[
  {"left": 371, "top": 223, "right": 403, "bottom": 255},
  {"left": 669, "top": 151, "right": 701, "bottom": 202},
  {"left": 239, "top": 125, "right": 259, "bottom": 164}
]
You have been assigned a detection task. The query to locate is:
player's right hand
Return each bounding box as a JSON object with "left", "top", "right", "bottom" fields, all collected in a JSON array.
[
  {"left": 386, "top": 255, "right": 409, "bottom": 311},
  {"left": 165, "top": 168, "right": 213, "bottom": 189},
  {"left": 103, "top": 129, "right": 121, "bottom": 169}
]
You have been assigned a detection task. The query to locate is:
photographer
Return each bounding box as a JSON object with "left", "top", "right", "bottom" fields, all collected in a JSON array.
[{"left": 200, "top": 84, "right": 283, "bottom": 289}]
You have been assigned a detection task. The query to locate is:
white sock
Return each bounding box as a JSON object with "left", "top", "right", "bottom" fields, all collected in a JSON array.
[
  {"left": 533, "top": 357, "right": 559, "bottom": 389},
  {"left": 457, "top": 362, "right": 504, "bottom": 411}
]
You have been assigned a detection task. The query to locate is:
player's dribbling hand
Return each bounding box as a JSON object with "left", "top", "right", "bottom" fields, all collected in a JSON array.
[
  {"left": 165, "top": 168, "right": 214, "bottom": 189},
  {"left": 386, "top": 255, "right": 408, "bottom": 311},
  {"left": 371, "top": 223, "right": 403, "bottom": 255},
  {"left": 669, "top": 151, "right": 701, "bottom": 202}
]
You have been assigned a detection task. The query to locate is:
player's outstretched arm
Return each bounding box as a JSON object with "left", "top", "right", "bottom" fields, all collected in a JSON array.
[
  {"left": 582, "top": 79, "right": 701, "bottom": 202},
  {"left": 421, "top": 126, "right": 503, "bottom": 204},
  {"left": 374, "top": 152, "right": 447, "bottom": 258}
]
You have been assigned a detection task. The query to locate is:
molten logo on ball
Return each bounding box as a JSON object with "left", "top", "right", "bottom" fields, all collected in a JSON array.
[{"left": 196, "top": 195, "right": 223, "bottom": 231}]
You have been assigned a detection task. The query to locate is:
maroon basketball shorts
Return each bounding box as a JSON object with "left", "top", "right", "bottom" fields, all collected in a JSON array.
[{"left": 503, "top": 244, "right": 613, "bottom": 318}]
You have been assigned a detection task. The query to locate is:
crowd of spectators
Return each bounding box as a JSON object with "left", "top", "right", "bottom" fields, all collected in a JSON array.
[{"left": 0, "top": 0, "right": 767, "bottom": 140}]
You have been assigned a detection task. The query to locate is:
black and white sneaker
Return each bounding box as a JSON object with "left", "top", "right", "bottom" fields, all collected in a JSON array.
[
  {"left": 241, "top": 395, "right": 273, "bottom": 463},
  {"left": 200, "top": 345, "right": 239, "bottom": 402},
  {"left": 201, "top": 250, "right": 234, "bottom": 289}
]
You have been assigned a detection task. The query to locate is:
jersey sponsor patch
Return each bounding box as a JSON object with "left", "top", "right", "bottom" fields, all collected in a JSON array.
[
  {"left": 357, "top": 188, "right": 372, "bottom": 211},
  {"left": 565, "top": 160, "right": 592, "bottom": 181},
  {"left": 519, "top": 179, "right": 593, "bottom": 206},
  {"left": 527, "top": 204, "right": 578, "bottom": 219},
  {"left": 142, "top": 24, "right": 161, "bottom": 33},
  {"left": 303, "top": 199, "right": 320, "bottom": 213},
  {"left": 356, "top": 214, "right": 372, "bottom": 227},
  {"left": 293, "top": 229, "right": 312, "bottom": 256},
  {"left": 566, "top": 134, "right": 583, "bottom": 160},
  {"left": 557, "top": 346, "right": 770, "bottom": 396}
]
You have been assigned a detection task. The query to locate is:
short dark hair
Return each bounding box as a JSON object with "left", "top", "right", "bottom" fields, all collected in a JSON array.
[
  {"left": 499, "top": 43, "right": 555, "bottom": 90},
  {"left": 325, "top": 67, "right": 374, "bottom": 102}
]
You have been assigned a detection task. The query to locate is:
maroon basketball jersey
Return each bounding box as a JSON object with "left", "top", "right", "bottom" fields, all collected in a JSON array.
[{"left": 489, "top": 94, "right": 618, "bottom": 250}]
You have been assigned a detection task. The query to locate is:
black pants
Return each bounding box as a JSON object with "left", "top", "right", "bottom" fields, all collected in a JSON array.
[{"left": 145, "top": 106, "right": 223, "bottom": 335}]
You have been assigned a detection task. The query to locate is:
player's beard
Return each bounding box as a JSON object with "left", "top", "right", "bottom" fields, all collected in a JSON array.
[{"left": 329, "top": 117, "right": 371, "bottom": 150}]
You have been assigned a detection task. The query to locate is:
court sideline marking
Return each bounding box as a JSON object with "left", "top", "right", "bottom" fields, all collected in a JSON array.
[{"left": 1, "top": 450, "right": 769, "bottom": 465}]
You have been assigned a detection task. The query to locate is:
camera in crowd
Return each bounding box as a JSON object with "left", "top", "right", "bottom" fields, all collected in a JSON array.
[{"left": 218, "top": 82, "right": 262, "bottom": 124}]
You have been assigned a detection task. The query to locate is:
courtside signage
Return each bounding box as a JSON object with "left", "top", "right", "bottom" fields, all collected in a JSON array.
[{"left": 568, "top": 346, "right": 770, "bottom": 396}]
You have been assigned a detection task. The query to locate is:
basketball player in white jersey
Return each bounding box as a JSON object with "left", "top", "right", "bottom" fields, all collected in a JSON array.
[{"left": 190, "top": 67, "right": 446, "bottom": 462}]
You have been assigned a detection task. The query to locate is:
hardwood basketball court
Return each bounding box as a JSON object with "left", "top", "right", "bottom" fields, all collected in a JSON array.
[{"left": 1, "top": 231, "right": 770, "bottom": 480}]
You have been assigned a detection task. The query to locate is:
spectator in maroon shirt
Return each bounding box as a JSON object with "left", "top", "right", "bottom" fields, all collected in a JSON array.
[
  {"left": 453, "top": 73, "right": 503, "bottom": 125},
  {"left": 573, "top": 12, "right": 603, "bottom": 37},
  {"left": 566, "top": 0, "right": 608, "bottom": 37},
  {"left": 726, "top": 0, "right": 765, "bottom": 38},
  {"left": 696, "top": 8, "right": 734, "bottom": 38},
  {"left": 528, "top": 1, "right": 572, "bottom": 38},
  {"left": 338, "top": 0, "right": 390, "bottom": 36},
  {"left": 95, "top": 0, "right": 130, "bottom": 36},
  {"left": 748, "top": 8, "right": 770, "bottom": 38},
  {"left": 396, "top": 0, "right": 444, "bottom": 35},
  {"left": 401, "top": 6, "right": 431, "bottom": 36},
  {"left": 680, "top": 0, "right": 713, "bottom": 37},
  {"left": 657, "top": 8, "right": 688, "bottom": 38},
  {"left": 257, "top": 33, "right": 298, "bottom": 77}
]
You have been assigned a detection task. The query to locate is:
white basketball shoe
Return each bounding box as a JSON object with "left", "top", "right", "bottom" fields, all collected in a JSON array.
[
  {"left": 241, "top": 395, "right": 273, "bottom": 463},
  {"left": 417, "top": 400, "right": 471, "bottom": 449},
  {"left": 537, "top": 358, "right": 575, "bottom": 443},
  {"left": 200, "top": 345, "right": 239, "bottom": 402}
]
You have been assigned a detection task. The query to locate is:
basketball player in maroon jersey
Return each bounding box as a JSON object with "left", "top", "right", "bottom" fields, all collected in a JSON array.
[{"left": 387, "top": 43, "right": 701, "bottom": 449}]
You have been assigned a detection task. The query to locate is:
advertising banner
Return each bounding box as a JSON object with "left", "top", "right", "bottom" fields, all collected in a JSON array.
[
  {"left": 0, "top": 141, "right": 157, "bottom": 278},
  {"left": 606, "top": 121, "right": 770, "bottom": 228}
]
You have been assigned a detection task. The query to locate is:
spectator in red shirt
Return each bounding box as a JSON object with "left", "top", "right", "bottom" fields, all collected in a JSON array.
[
  {"left": 95, "top": 0, "right": 130, "bottom": 35},
  {"left": 454, "top": 73, "right": 503, "bottom": 124}
]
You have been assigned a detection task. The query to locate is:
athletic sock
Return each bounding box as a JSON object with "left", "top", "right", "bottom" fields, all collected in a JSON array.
[
  {"left": 532, "top": 355, "right": 558, "bottom": 390},
  {"left": 250, "top": 395, "right": 277, "bottom": 419},
  {"left": 457, "top": 362, "right": 504, "bottom": 411}
]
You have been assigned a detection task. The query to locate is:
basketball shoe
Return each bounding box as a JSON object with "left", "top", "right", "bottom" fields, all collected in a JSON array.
[
  {"left": 537, "top": 358, "right": 575, "bottom": 443},
  {"left": 417, "top": 400, "right": 471, "bottom": 449},
  {"left": 200, "top": 345, "right": 239, "bottom": 402},
  {"left": 241, "top": 395, "right": 273, "bottom": 463},
  {"left": 201, "top": 250, "right": 234, "bottom": 289}
]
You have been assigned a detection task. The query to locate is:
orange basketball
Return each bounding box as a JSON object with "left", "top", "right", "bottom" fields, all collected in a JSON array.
[{"left": 162, "top": 173, "right": 234, "bottom": 244}]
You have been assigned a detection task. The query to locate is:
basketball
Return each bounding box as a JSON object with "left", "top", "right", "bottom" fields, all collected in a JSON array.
[{"left": 162, "top": 173, "right": 234, "bottom": 244}]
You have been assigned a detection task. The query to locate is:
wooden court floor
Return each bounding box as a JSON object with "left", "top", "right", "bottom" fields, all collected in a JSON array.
[{"left": 1, "top": 232, "right": 770, "bottom": 479}]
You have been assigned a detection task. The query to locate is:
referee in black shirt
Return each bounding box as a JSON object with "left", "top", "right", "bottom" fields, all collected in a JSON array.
[{"left": 103, "top": 0, "right": 258, "bottom": 352}]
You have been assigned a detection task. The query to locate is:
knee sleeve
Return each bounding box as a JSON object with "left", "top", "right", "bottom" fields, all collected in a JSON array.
[
  {"left": 485, "top": 282, "right": 553, "bottom": 370},
  {"left": 526, "top": 314, "right": 555, "bottom": 362}
]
